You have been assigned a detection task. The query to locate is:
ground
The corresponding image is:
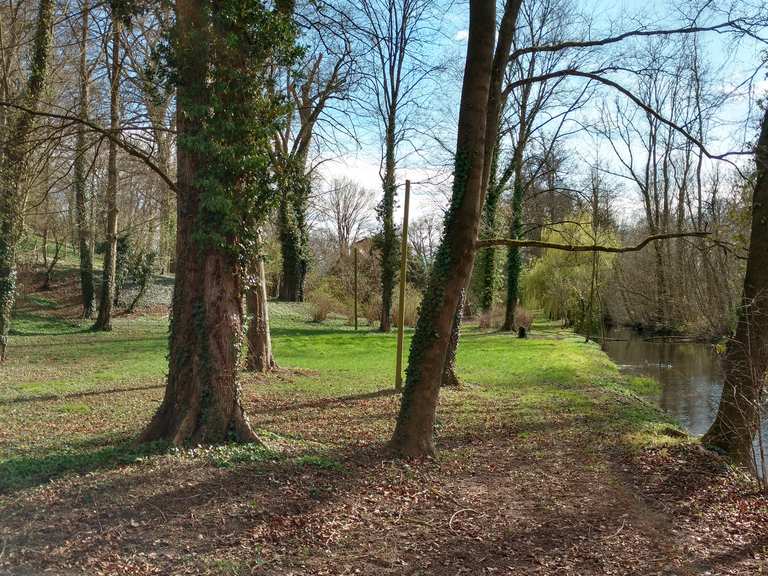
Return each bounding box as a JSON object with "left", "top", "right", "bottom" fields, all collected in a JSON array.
[{"left": 0, "top": 269, "right": 766, "bottom": 575}]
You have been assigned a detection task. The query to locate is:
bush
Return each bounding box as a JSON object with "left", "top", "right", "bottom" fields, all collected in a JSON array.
[
  {"left": 392, "top": 285, "right": 422, "bottom": 328},
  {"left": 305, "top": 278, "right": 346, "bottom": 322},
  {"left": 308, "top": 290, "right": 335, "bottom": 322},
  {"left": 515, "top": 305, "right": 533, "bottom": 330}
]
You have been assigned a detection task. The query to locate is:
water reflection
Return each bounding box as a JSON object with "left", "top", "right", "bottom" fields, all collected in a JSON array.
[{"left": 602, "top": 328, "right": 767, "bottom": 468}]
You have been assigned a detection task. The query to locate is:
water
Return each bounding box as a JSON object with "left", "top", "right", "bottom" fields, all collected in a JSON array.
[{"left": 601, "top": 328, "right": 768, "bottom": 472}]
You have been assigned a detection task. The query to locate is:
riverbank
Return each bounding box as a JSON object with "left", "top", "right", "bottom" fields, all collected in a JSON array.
[{"left": 0, "top": 292, "right": 766, "bottom": 574}]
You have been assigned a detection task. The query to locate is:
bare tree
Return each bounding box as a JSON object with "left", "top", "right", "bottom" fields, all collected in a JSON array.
[
  {"left": 275, "top": 0, "right": 354, "bottom": 301},
  {"left": 315, "top": 177, "right": 374, "bottom": 258},
  {"left": 0, "top": 0, "right": 56, "bottom": 361},
  {"left": 356, "top": 0, "right": 440, "bottom": 331}
]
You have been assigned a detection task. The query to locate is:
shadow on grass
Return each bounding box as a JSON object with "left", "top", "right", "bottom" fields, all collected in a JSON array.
[
  {"left": 0, "top": 436, "right": 170, "bottom": 495},
  {"left": 9, "top": 313, "right": 91, "bottom": 336},
  {"left": 0, "top": 383, "right": 165, "bottom": 406},
  {"left": 249, "top": 388, "right": 398, "bottom": 414}
]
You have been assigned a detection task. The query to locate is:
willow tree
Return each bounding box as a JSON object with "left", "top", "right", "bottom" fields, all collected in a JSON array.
[
  {"left": 141, "top": 0, "right": 297, "bottom": 444},
  {"left": 0, "top": 0, "right": 55, "bottom": 361},
  {"left": 391, "top": 0, "right": 522, "bottom": 457},
  {"left": 703, "top": 104, "right": 768, "bottom": 463}
]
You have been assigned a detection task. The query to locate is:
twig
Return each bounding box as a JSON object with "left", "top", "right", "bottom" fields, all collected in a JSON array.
[{"left": 448, "top": 508, "right": 476, "bottom": 533}]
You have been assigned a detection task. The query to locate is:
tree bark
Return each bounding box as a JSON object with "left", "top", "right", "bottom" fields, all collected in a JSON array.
[
  {"left": 247, "top": 252, "right": 276, "bottom": 372},
  {"left": 141, "top": 0, "right": 259, "bottom": 445},
  {"left": 441, "top": 290, "right": 464, "bottom": 388},
  {"left": 502, "top": 160, "right": 525, "bottom": 331},
  {"left": 390, "top": 0, "right": 507, "bottom": 458},
  {"left": 278, "top": 157, "right": 310, "bottom": 302},
  {"left": 478, "top": 144, "right": 502, "bottom": 316},
  {"left": 379, "top": 114, "right": 398, "bottom": 332},
  {"left": 94, "top": 9, "right": 121, "bottom": 331},
  {"left": 703, "top": 105, "right": 768, "bottom": 463},
  {"left": 75, "top": 0, "right": 95, "bottom": 318},
  {"left": 0, "top": 0, "right": 55, "bottom": 361}
]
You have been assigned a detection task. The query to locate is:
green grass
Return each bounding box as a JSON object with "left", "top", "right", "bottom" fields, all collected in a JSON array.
[{"left": 0, "top": 302, "right": 683, "bottom": 494}]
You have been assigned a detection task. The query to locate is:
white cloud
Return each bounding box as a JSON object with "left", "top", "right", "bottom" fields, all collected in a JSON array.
[
  {"left": 453, "top": 29, "right": 469, "bottom": 42},
  {"left": 316, "top": 155, "right": 448, "bottom": 222}
]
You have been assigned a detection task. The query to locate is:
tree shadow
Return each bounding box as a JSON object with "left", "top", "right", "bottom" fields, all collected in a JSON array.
[
  {"left": 0, "top": 383, "right": 164, "bottom": 406},
  {"left": 248, "top": 388, "right": 398, "bottom": 414},
  {"left": 0, "top": 436, "right": 170, "bottom": 495},
  {"left": 9, "top": 313, "right": 91, "bottom": 336}
]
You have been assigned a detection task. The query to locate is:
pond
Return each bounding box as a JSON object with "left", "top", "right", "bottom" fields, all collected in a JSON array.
[{"left": 601, "top": 327, "right": 768, "bottom": 474}]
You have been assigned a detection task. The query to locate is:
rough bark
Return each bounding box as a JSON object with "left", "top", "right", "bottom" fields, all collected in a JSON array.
[
  {"left": 247, "top": 253, "right": 277, "bottom": 372},
  {"left": 390, "top": 0, "right": 505, "bottom": 458},
  {"left": 94, "top": 11, "right": 121, "bottom": 331},
  {"left": 0, "top": 0, "right": 55, "bottom": 361},
  {"left": 140, "top": 0, "right": 259, "bottom": 445},
  {"left": 702, "top": 106, "right": 768, "bottom": 463},
  {"left": 75, "top": 0, "right": 95, "bottom": 318}
]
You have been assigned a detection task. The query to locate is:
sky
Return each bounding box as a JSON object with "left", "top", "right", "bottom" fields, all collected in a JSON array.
[{"left": 315, "top": 0, "right": 768, "bottom": 228}]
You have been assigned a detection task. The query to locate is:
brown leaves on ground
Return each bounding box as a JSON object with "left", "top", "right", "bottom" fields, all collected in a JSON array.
[{"left": 1, "top": 383, "right": 766, "bottom": 575}]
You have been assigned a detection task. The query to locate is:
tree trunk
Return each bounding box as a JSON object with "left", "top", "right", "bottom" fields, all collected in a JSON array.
[
  {"left": 75, "top": 0, "right": 95, "bottom": 318},
  {"left": 278, "top": 158, "right": 310, "bottom": 302},
  {"left": 390, "top": 0, "right": 503, "bottom": 458},
  {"left": 153, "top": 103, "right": 175, "bottom": 275},
  {"left": 141, "top": 0, "right": 259, "bottom": 445},
  {"left": 502, "top": 161, "right": 525, "bottom": 331},
  {"left": 94, "top": 11, "right": 121, "bottom": 332},
  {"left": 702, "top": 106, "right": 768, "bottom": 463},
  {"left": 441, "top": 290, "right": 464, "bottom": 388},
  {"left": 379, "top": 114, "right": 398, "bottom": 332},
  {"left": 0, "top": 0, "right": 55, "bottom": 361},
  {"left": 247, "top": 253, "right": 276, "bottom": 372},
  {"left": 478, "top": 145, "right": 502, "bottom": 316}
]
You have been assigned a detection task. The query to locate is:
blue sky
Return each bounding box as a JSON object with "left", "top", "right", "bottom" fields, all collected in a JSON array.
[{"left": 317, "top": 0, "right": 767, "bottom": 223}]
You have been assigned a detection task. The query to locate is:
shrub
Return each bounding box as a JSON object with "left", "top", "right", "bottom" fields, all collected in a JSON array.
[
  {"left": 515, "top": 305, "right": 533, "bottom": 330},
  {"left": 392, "top": 285, "right": 422, "bottom": 328},
  {"left": 306, "top": 278, "right": 346, "bottom": 322}
]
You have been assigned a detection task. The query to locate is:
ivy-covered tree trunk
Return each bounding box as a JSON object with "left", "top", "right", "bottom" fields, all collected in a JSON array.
[
  {"left": 278, "top": 158, "right": 310, "bottom": 302},
  {"left": 702, "top": 105, "right": 768, "bottom": 463},
  {"left": 247, "top": 251, "right": 276, "bottom": 372},
  {"left": 94, "top": 10, "right": 121, "bottom": 332},
  {"left": 502, "top": 152, "right": 525, "bottom": 332},
  {"left": 378, "top": 116, "right": 398, "bottom": 332},
  {"left": 478, "top": 144, "right": 502, "bottom": 316},
  {"left": 75, "top": 0, "right": 95, "bottom": 319},
  {"left": 141, "top": 0, "right": 266, "bottom": 445},
  {"left": 441, "top": 290, "right": 464, "bottom": 388},
  {"left": 390, "top": 0, "right": 500, "bottom": 458},
  {"left": 0, "top": 0, "right": 55, "bottom": 361}
]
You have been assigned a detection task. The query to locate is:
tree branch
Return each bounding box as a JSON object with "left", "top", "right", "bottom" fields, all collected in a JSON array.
[
  {"left": 0, "top": 100, "right": 177, "bottom": 193},
  {"left": 475, "top": 231, "right": 711, "bottom": 253}
]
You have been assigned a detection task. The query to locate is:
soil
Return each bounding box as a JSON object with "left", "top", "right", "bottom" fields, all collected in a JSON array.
[{"left": 0, "top": 383, "right": 765, "bottom": 575}]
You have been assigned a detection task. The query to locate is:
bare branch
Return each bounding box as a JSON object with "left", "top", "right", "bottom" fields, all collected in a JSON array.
[{"left": 475, "top": 231, "right": 711, "bottom": 253}]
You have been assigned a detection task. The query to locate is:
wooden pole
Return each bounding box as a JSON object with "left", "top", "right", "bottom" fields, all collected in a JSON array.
[
  {"left": 395, "top": 180, "right": 411, "bottom": 391},
  {"left": 353, "top": 247, "right": 358, "bottom": 331}
]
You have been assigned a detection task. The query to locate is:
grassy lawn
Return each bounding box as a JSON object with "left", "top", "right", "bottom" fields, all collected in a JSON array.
[{"left": 0, "top": 301, "right": 765, "bottom": 575}]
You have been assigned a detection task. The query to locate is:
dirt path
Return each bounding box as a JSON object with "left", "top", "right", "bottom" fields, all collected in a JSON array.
[{"left": 1, "top": 381, "right": 766, "bottom": 575}]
